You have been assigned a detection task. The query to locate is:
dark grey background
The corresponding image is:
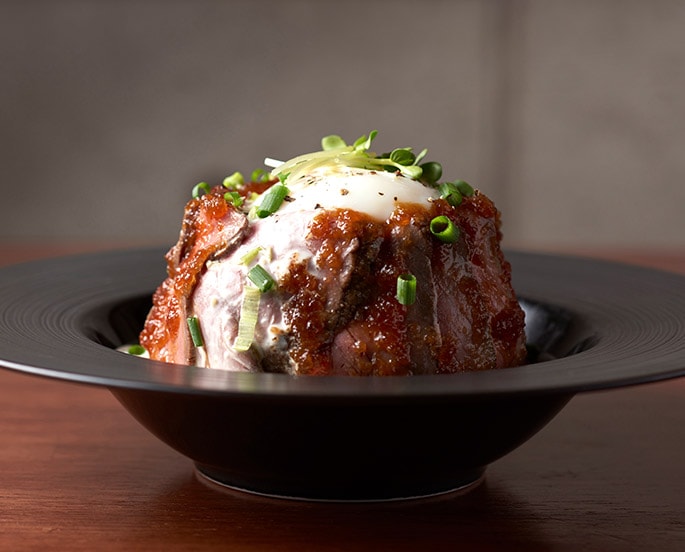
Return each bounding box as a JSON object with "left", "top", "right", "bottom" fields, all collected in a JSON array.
[{"left": 2, "top": 1, "right": 683, "bottom": 250}]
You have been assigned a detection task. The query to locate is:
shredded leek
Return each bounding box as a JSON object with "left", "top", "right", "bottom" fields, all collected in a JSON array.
[
  {"left": 233, "top": 285, "right": 261, "bottom": 352},
  {"left": 239, "top": 246, "right": 263, "bottom": 265}
]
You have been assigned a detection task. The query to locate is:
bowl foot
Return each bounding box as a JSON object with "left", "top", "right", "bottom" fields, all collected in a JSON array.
[{"left": 194, "top": 464, "right": 486, "bottom": 502}]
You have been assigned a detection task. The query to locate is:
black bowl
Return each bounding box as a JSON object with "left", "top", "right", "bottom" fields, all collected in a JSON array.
[{"left": 1, "top": 248, "right": 685, "bottom": 501}]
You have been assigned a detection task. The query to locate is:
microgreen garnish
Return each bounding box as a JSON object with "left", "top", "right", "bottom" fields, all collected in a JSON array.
[
  {"left": 267, "top": 130, "right": 434, "bottom": 185},
  {"left": 396, "top": 273, "right": 417, "bottom": 306},
  {"left": 438, "top": 182, "right": 463, "bottom": 207},
  {"left": 419, "top": 161, "right": 442, "bottom": 186},
  {"left": 389, "top": 148, "right": 416, "bottom": 166},
  {"left": 453, "top": 179, "right": 474, "bottom": 197},
  {"left": 322, "top": 135, "right": 347, "bottom": 151},
  {"left": 352, "top": 130, "right": 378, "bottom": 152},
  {"left": 261, "top": 129, "right": 478, "bottom": 212}
]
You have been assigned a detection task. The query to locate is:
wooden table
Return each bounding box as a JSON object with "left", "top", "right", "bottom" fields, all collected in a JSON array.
[{"left": 1, "top": 244, "right": 684, "bottom": 550}]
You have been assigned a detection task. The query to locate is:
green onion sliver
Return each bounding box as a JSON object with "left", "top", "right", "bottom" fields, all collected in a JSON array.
[
  {"left": 224, "top": 191, "right": 244, "bottom": 207},
  {"left": 248, "top": 264, "right": 275, "bottom": 292},
  {"left": 256, "top": 183, "right": 289, "bottom": 218},
  {"left": 396, "top": 273, "right": 417, "bottom": 306},
  {"left": 251, "top": 168, "right": 269, "bottom": 182},
  {"left": 429, "top": 215, "right": 460, "bottom": 244},
  {"left": 127, "top": 344, "right": 147, "bottom": 356},
  {"left": 192, "top": 181, "right": 211, "bottom": 199},
  {"left": 187, "top": 316, "right": 204, "bottom": 347},
  {"left": 233, "top": 285, "right": 261, "bottom": 352}
]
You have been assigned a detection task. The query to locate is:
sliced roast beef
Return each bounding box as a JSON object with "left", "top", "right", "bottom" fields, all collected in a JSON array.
[{"left": 139, "top": 187, "right": 248, "bottom": 364}]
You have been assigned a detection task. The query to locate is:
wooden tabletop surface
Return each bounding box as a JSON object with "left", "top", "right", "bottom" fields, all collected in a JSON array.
[{"left": 1, "top": 244, "right": 684, "bottom": 551}]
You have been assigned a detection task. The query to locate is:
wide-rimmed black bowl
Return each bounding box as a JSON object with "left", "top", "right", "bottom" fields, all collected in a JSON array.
[{"left": 1, "top": 248, "right": 685, "bottom": 501}]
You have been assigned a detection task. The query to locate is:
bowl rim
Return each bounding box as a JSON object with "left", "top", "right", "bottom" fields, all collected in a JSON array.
[{"left": 1, "top": 246, "right": 685, "bottom": 399}]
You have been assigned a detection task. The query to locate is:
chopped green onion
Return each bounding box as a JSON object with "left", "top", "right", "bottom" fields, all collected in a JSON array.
[
  {"left": 454, "top": 179, "right": 475, "bottom": 197},
  {"left": 396, "top": 273, "right": 417, "bottom": 306},
  {"left": 233, "top": 285, "right": 261, "bottom": 352},
  {"left": 224, "top": 191, "right": 244, "bottom": 207},
  {"left": 256, "top": 183, "right": 289, "bottom": 218},
  {"left": 127, "top": 344, "right": 147, "bottom": 356},
  {"left": 251, "top": 168, "right": 269, "bottom": 182},
  {"left": 248, "top": 264, "right": 275, "bottom": 292},
  {"left": 187, "top": 316, "right": 204, "bottom": 347},
  {"left": 222, "top": 172, "right": 244, "bottom": 189},
  {"left": 429, "top": 215, "right": 460, "bottom": 244},
  {"left": 192, "top": 181, "right": 211, "bottom": 199}
]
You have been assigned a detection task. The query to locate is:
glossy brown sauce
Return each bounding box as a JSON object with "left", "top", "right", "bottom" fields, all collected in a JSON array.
[{"left": 278, "top": 194, "right": 526, "bottom": 375}]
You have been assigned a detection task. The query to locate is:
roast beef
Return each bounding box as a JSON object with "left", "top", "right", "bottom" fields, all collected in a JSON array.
[{"left": 139, "top": 176, "right": 527, "bottom": 375}]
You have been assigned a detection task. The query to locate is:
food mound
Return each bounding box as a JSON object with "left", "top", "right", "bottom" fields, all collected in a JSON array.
[{"left": 139, "top": 131, "right": 527, "bottom": 375}]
